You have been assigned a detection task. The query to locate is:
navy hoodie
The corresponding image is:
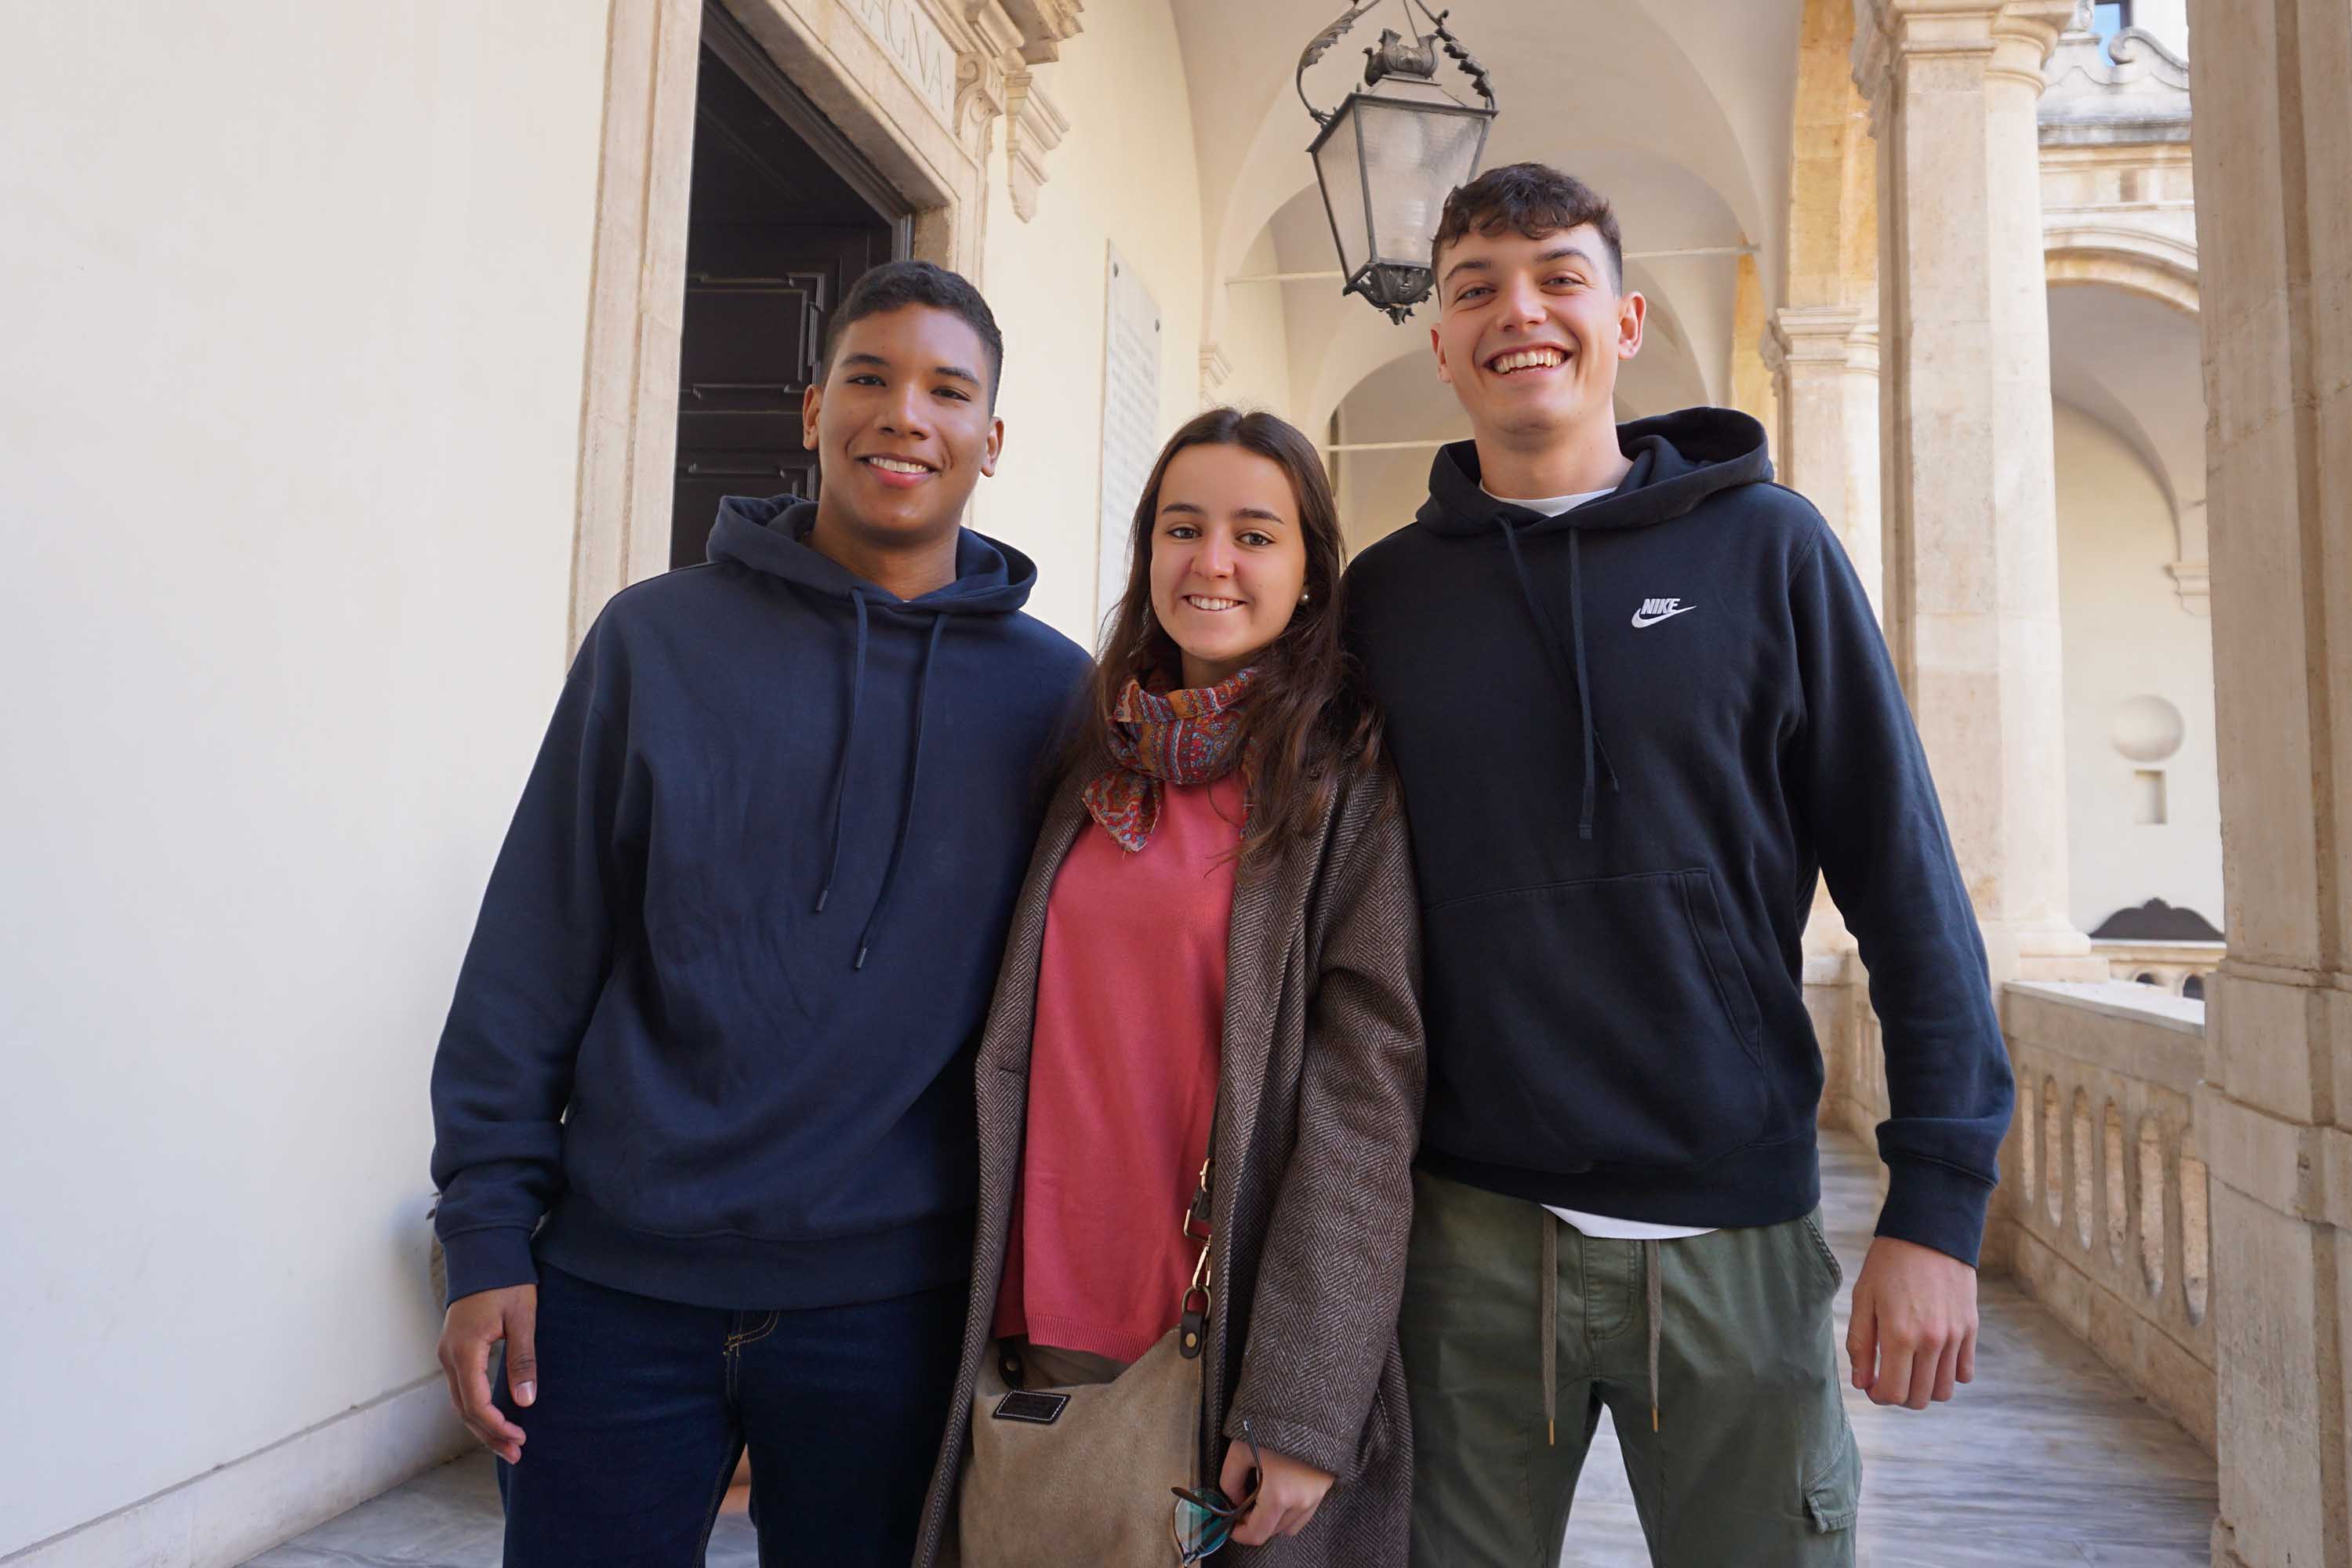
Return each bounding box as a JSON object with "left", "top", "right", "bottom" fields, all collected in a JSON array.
[
  {"left": 1345, "top": 411, "right": 2012, "bottom": 1265},
  {"left": 430, "top": 497, "right": 1090, "bottom": 1308}
]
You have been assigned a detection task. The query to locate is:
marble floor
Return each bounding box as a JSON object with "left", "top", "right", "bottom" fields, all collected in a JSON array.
[{"left": 247, "top": 1134, "right": 2216, "bottom": 1567}]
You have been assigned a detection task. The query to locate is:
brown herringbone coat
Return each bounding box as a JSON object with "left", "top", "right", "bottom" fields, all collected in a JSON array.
[{"left": 912, "top": 764, "right": 1425, "bottom": 1567}]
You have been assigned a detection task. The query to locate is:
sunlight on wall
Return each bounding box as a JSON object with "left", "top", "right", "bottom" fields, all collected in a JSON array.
[{"left": 0, "top": 2, "right": 608, "bottom": 1553}]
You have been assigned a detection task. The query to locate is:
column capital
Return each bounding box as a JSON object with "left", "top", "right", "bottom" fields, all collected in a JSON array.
[
  {"left": 1853, "top": 0, "right": 2080, "bottom": 117},
  {"left": 1767, "top": 303, "right": 1880, "bottom": 371}
]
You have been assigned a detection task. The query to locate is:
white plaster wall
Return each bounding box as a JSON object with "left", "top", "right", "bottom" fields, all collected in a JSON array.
[
  {"left": 978, "top": 0, "right": 1208, "bottom": 650},
  {"left": 1341, "top": 445, "right": 1443, "bottom": 556},
  {"left": 1333, "top": 351, "right": 1467, "bottom": 554},
  {"left": 2052, "top": 402, "right": 2223, "bottom": 936},
  {"left": 2130, "top": 0, "right": 2190, "bottom": 56},
  {"left": 0, "top": 2, "right": 608, "bottom": 1555},
  {"left": 1216, "top": 227, "right": 1298, "bottom": 423}
]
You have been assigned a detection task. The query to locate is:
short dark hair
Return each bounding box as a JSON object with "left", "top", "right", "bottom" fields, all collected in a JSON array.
[
  {"left": 1432, "top": 162, "right": 1623, "bottom": 292},
  {"left": 819, "top": 260, "right": 1005, "bottom": 408}
]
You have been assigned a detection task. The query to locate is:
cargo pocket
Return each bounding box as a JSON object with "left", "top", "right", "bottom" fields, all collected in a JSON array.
[
  {"left": 1803, "top": 1421, "right": 1860, "bottom": 1534},
  {"left": 1419, "top": 868, "right": 1770, "bottom": 1172},
  {"left": 1800, "top": 1210, "right": 1844, "bottom": 1290}
]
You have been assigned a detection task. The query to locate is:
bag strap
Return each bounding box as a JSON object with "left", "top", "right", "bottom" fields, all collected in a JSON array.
[
  {"left": 1177, "top": 1103, "right": 1218, "bottom": 1360},
  {"left": 1000, "top": 1100, "right": 1221, "bottom": 1392}
]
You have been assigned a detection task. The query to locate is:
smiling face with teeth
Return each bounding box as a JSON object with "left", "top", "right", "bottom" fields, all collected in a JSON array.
[
  {"left": 1429, "top": 221, "right": 1647, "bottom": 497},
  {"left": 800, "top": 303, "right": 1004, "bottom": 588},
  {"left": 1147, "top": 443, "right": 1310, "bottom": 691}
]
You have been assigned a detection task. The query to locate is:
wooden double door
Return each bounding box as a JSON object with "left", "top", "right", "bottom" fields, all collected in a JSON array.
[{"left": 670, "top": 16, "right": 911, "bottom": 568}]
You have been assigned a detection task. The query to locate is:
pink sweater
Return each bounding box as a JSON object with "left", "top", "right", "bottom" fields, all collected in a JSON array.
[{"left": 993, "top": 774, "right": 1242, "bottom": 1362}]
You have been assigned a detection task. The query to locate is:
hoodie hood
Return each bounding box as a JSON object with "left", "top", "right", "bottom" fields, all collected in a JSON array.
[
  {"left": 1409, "top": 408, "right": 1773, "bottom": 842},
  {"left": 1414, "top": 407, "right": 1772, "bottom": 536},
  {"left": 708, "top": 495, "right": 1040, "bottom": 615}
]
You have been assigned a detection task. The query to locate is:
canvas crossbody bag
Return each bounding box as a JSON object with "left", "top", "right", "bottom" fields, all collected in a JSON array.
[{"left": 956, "top": 1112, "right": 1220, "bottom": 1566}]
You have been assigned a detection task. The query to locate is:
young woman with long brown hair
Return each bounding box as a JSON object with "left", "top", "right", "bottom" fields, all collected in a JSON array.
[{"left": 911, "top": 408, "right": 1424, "bottom": 1566}]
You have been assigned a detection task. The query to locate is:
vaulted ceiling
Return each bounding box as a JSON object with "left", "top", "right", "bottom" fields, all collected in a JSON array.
[{"left": 1169, "top": 0, "right": 1806, "bottom": 433}]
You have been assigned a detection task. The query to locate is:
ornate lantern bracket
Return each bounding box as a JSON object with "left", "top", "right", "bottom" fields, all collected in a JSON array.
[
  {"left": 1297, "top": 2, "right": 1494, "bottom": 126},
  {"left": 1297, "top": 2, "right": 1498, "bottom": 323}
]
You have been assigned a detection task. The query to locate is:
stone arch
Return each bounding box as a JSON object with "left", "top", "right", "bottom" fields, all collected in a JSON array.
[
  {"left": 2045, "top": 250, "right": 2208, "bottom": 604},
  {"left": 2045, "top": 227, "right": 2201, "bottom": 317}
]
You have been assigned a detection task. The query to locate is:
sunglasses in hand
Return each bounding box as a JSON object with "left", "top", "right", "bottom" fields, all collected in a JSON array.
[{"left": 1169, "top": 1417, "right": 1261, "bottom": 1563}]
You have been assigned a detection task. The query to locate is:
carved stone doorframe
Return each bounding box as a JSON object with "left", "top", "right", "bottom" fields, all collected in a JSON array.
[{"left": 564, "top": 0, "right": 1082, "bottom": 653}]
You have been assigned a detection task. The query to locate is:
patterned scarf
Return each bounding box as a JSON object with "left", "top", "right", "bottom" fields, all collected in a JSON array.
[{"left": 1081, "top": 667, "right": 1256, "bottom": 852}]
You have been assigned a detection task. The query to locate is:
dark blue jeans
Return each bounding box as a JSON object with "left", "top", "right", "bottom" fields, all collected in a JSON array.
[{"left": 492, "top": 1264, "right": 965, "bottom": 1566}]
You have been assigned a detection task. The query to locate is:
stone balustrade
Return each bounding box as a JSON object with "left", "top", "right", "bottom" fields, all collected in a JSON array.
[{"left": 1998, "top": 979, "right": 2213, "bottom": 1450}]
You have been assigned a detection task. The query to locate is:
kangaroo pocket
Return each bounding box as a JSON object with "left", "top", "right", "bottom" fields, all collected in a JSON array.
[{"left": 1421, "top": 868, "right": 1769, "bottom": 1172}]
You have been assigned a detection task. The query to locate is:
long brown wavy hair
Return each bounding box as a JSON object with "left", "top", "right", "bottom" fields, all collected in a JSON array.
[{"left": 1061, "top": 406, "right": 1381, "bottom": 873}]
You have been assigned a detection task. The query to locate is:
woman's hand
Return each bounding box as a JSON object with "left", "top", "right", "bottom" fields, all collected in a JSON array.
[{"left": 1220, "top": 1440, "right": 1335, "bottom": 1547}]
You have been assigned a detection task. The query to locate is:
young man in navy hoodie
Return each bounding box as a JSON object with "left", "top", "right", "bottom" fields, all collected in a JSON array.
[
  {"left": 427, "top": 260, "right": 1088, "bottom": 1565},
  {"left": 1346, "top": 165, "right": 2013, "bottom": 1564}
]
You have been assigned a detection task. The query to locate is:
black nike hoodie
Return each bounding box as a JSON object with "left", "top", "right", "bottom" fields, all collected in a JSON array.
[{"left": 1345, "top": 409, "right": 2012, "bottom": 1265}]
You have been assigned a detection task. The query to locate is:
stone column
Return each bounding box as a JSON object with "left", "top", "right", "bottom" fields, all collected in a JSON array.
[
  {"left": 1769, "top": 306, "right": 1883, "bottom": 616},
  {"left": 2185, "top": 1, "right": 2352, "bottom": 1560},
  {"left": 1853, "top": 0, "right": 2100, "bottom": 984},
  {"left": 1771, "top": 303, "right": 1890, "bottom": 1145},
  {"left": 1782, "top": 0, "right": 1886, "bottom": 1149}
]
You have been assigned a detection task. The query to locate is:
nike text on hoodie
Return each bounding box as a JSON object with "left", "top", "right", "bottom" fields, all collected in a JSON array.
[
  {"left": 429, "top": 496, "right": 1091, "bottom": 1309},
  {"left": 1344, "top": 409, "right": 2013, "bottom": 1267}
]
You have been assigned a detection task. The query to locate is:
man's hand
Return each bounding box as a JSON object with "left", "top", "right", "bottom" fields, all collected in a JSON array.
[
  {"left": 437, "top": 1283, "right": 537, "bottom": 1463},
  {"left": 1220, "top": 1440, "right": 1335, "bottom": 1547},
  {"left": 1846, "top": 1236, "right": 1977, "bottom": 1410}
]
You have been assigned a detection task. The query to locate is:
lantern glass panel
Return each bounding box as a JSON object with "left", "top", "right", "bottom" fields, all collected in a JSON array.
[
  {"left": 1358, "top": 93, "right": 1488, "bottom": 268},
  {"left": 1312, "top": 108, "right": 1370, "bottom": 281}
]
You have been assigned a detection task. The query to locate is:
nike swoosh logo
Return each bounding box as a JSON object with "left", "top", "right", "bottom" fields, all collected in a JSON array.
[{"left": 1630, "top": 604, "right": 1697, "bottom": 629}]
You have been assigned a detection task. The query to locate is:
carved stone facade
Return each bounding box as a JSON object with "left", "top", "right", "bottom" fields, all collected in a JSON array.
[
  {"left": 569, "top": 0, "right": 1088, "bottom": 641},
  {"left": 2040, "top": 6, "right": 2193, "bottom": 143},
  {"left": 1004, "top": 65, "right": 1070, "bottom": 221}
]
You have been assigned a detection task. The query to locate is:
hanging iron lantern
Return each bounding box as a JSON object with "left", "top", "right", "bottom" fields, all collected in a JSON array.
[{"left": 1298, "top": 2, "right": 1498, "bottom": 324}]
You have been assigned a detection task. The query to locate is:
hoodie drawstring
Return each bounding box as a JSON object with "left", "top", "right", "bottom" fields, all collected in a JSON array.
[
  {"left": 815, "top": 591, "right": 871, "bottom": 916},
  {"left": 815, "top": 593, "right": 949, "bottom": 970},
  {"left": 1496, "top": 521, "right": 1616, "bottom": 839},
  {"left": 854, "top": 614, "right": 947, "bottom": 971},
  {"left": 1538, "top": 1220, "right": 1665, "bottom": 1443}
]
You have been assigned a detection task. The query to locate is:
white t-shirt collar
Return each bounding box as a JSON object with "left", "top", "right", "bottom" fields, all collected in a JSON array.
[{"left": 1481, "top": 483, "right": 1613, "bottom": 517}]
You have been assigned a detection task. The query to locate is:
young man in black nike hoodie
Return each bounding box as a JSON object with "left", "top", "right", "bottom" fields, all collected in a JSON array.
[
  {"left": 1347, "top": 165, "right": 2010, "bottom": 1564},
  {"left": 426, "top": 262, "right": 1089, "bottom": 1566}
]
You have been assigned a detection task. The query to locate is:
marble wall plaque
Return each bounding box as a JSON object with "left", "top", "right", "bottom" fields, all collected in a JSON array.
[{"left": 1098, "top": 244, "right": 1163, "bottom": 620}]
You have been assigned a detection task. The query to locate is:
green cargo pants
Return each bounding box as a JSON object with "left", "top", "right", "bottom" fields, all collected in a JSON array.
[{"left": 1400, "top": 1169, "right": 1860, "bottom": 1566}]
